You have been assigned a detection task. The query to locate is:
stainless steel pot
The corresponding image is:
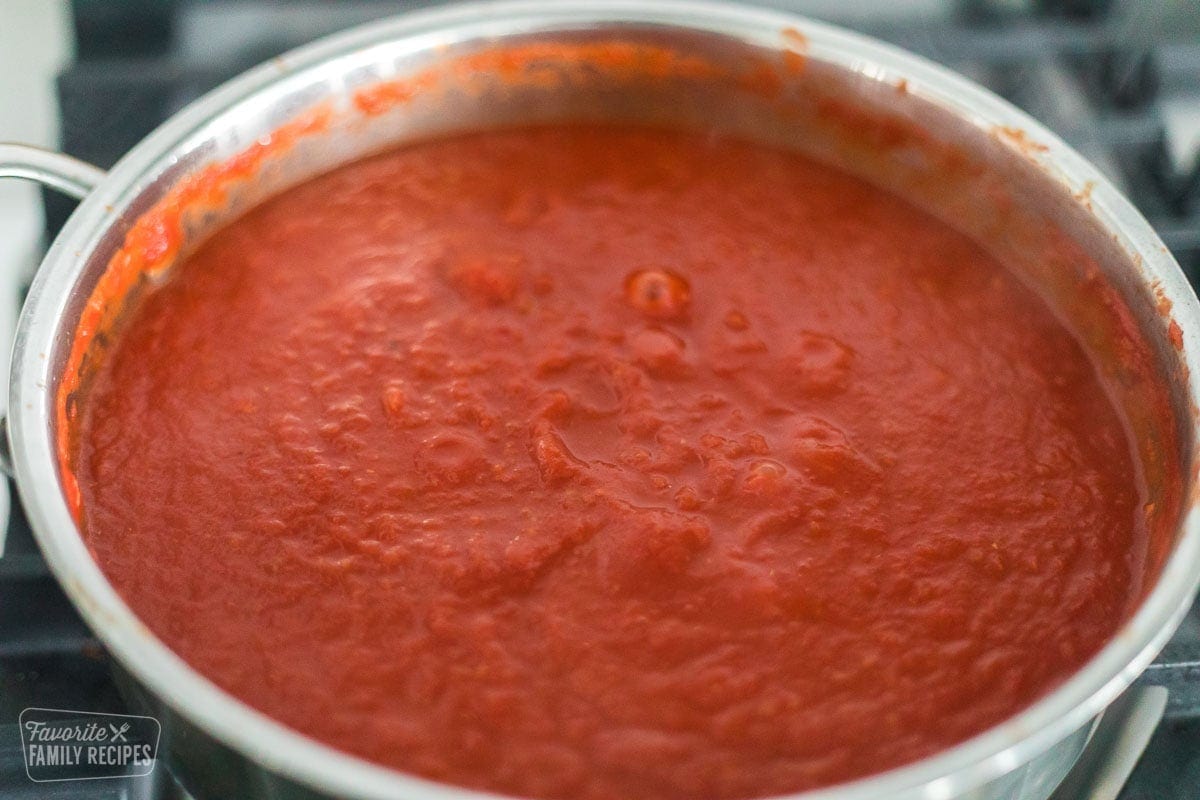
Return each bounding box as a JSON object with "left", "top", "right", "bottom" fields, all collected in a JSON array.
[{"left": 2, "top": 2, "right": 1199, "bottom": 799}]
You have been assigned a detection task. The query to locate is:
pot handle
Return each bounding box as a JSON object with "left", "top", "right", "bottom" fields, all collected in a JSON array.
[
  {"left": 0, "top": 144, "right": 107, "bottom": 556},
  {"left": 0, "top": 143, "right": 106, "bottom": 200}
]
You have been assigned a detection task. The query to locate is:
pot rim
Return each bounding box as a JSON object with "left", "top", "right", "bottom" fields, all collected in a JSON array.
[{"left": 10, "top": 2, "right": 1200, "bottom": 799}]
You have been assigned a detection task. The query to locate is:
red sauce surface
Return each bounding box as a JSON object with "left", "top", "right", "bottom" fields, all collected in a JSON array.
[{"left": 75, "top": 126, "right": 1144, "bottom": 799}]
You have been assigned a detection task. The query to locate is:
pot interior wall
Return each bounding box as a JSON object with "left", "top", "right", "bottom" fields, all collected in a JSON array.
[{"left": 55, "top": 23, "right": 1192, "bottom": 610}]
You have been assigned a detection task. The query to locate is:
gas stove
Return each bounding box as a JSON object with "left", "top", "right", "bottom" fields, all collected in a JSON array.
[{"left": 4, "top": 1, "right": 1200, "bottom": 798}]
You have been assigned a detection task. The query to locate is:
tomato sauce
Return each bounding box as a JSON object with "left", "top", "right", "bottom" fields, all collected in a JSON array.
[{"left": 73, "top": 126, "right": 1145, "bottom": 799}]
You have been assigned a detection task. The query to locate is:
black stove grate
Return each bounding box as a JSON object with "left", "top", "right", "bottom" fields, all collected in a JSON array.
[{"left": 8, "top": 0, "right": 1200, "bottom": 797}]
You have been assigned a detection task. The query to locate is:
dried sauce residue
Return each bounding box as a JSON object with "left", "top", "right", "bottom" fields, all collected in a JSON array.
[
  {"left": 781, "top": 26, "right": 808, "bottom": 75},
  {"left": 1074, "top": 179, "right": 1096, "bottom": 209},
  {"left": 995, "top": 125, "right": 1050, "bottom": 155}
]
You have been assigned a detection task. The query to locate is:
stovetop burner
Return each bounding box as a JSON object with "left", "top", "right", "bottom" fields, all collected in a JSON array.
[{"left": 5, "top": 0, "right": 1199, "bottom": 797}]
